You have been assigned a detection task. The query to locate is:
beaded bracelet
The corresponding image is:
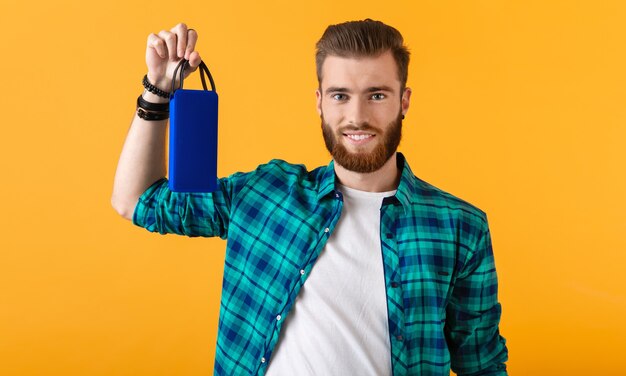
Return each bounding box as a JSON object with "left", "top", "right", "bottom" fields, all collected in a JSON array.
[{"left": 142, "top": 75, "right": 170, "bottom": 98}]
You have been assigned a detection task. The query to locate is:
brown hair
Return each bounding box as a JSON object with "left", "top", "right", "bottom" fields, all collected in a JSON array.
[{"left": 315, "top": 19, "right": 410, "bottom": 91}]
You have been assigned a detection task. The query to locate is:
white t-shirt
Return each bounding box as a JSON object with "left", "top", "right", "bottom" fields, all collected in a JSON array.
[{"left": 265, "top": 184, "right": 396, "bottom": 376}]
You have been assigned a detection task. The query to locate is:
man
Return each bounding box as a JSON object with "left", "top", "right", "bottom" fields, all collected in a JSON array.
[{"left": 112, "top": 19, "right": 508, "bottom": 376}]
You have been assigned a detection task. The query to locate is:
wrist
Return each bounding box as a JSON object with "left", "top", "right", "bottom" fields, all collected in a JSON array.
[
  {"left": 136, "top": 93, "right": 169, "bottom": 121},
  {"left": 146, "top": 72, "right": 170, "bottom": 91},
  {"left": 143, "top": 74, "right": 171, "bottom": 99},
  {"left": 142, "top": 89, "right": 169, "bottom": 103}
]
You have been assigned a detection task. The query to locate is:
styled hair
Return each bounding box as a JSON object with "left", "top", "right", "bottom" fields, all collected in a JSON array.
[{"left": 315, "top": 19, "right": 410, "bottom": 91}]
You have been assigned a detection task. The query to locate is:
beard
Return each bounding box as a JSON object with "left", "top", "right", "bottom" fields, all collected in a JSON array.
[{"left": 321, "top": 112, "right": 403, "bottom": 173}]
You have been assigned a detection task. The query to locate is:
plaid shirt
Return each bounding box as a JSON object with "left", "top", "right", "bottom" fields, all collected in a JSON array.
[{"left": 133, "top": 153, "right": 508, "bottom": 376}]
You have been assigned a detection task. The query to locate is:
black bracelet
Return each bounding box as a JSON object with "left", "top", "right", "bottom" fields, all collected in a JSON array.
[
  {"left": 137, "top": 108, "right": 169, "bottom": 121},
  {"left": 142, "top": 75, "right": 170, "bottom": 98},
  {"left": 137, "top": 95, "right": 169, "bottom": 112}
]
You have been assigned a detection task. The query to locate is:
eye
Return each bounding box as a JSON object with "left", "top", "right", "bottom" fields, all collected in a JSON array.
[
  {"left": 371, "top": 93, "right": 386, "bottom": 100},
  {"left": 332, "top": 93, "right": 347, "bottom": 101}
]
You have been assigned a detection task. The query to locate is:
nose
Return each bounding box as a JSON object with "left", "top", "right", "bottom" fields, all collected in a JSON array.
[{"left": 346, "top": 97, "right": 370, "bottom": 126}]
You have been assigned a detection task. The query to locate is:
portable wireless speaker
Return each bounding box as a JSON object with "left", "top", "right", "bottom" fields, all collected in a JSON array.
[{"left": 168, "top": 60, "right": 218, "bottom": 192}]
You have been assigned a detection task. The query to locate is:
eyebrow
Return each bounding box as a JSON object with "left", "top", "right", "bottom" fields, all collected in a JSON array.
[{"left": 325, "top": 85, "right": 395, "bottom": 94}]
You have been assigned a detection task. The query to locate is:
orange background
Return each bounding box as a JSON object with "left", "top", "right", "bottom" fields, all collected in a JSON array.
[{"left": 1, "top": 1, "right": 625, "bottom": 375}]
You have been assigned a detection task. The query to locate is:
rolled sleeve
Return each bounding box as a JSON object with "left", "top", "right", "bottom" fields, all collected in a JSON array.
[
  {"left": 445, "top": 226, "right": 509, "bottom": 376},
  {"left": 133, "top": 175, "right": 242, "bottom": 239}
]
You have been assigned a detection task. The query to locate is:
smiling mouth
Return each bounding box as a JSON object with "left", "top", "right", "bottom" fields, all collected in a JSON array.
[
  {"left": 342, "top": 132, "right": 376, "bottom": 146},
  {"left": 344, "top": 134, "right": 374, "bottom": 141}
]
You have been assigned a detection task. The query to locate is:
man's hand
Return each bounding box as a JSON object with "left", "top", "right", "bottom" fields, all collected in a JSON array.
[{"left": 145, "top": 23, "right": 202, "bottom": 93}]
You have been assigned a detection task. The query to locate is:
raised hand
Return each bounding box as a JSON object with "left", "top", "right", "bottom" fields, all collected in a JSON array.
[{"left": 145, "top": 23, "right": 202, "bottom": 93}]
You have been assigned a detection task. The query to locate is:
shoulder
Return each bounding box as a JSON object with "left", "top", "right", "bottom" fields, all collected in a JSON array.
[
  {"left": 227, "top": 159, "right": 328, "bottom": 190},
  {"left": 254, "top": 159, "right": 325, "bottom": 180},
  {"left": 257, "top": 159, "right": 321, "bottom": 175},
  {"left": 417, "top": 177, "right": 485, "bottom": 218},
  {"left": 397, "top": 155, "right": 486, "bottom": 227},
  {"left": 407, "top": 176, "right": 491, "bottom": 253},
  {"left": 403, "top": 172, "right": 489, "bottom": 238}
]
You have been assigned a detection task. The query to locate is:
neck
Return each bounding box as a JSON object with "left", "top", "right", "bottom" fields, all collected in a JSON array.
[{"left": 333, "top": 153, "right": 401, "bottom": 192}]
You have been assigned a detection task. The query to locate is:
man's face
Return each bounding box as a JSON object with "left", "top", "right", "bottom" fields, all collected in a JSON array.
[{"left": 316, "top": 50, "right": 411, "bottom": 173}]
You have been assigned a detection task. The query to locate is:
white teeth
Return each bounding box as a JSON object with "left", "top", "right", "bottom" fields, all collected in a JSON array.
[{"left": 346, "top": 134, "right": 372, "bottom": 141}]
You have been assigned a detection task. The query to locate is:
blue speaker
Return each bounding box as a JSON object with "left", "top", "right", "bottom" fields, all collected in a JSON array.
[{"left": 168, "top": 61, "right": 218, "bottom": 192}]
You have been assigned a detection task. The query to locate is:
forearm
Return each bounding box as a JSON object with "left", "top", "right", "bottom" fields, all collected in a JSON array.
[{"left": 111, "top": 91, "right": 169, "bottom": 220}]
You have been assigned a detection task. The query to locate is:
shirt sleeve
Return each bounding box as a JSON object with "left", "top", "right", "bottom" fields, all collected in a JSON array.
[
  {"left": 444, "top": 224, "right": 509, "bottom": 376},
  {"left": 132, "top": 171, "right": 250, "bottom": 239}
]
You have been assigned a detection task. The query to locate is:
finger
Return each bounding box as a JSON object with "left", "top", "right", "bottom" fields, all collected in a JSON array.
[
  {"left": 147, "top": 33, "right": 166, "bottom": 58},
  {"left": 184, "top": 29, "right": 198, "bottom": 60},
  {"left": 170, "top": 23, "right": 188, "bottom": 59},
  {"left": 187, "top": 51, "right": 202, "bottom": 69},
  {"left": 157, "top": 30, "right": 177, "bottom": 61}
]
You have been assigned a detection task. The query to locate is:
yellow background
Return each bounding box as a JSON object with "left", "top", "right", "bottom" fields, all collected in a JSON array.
[{"left": 1, "top": 0, "right": 625, "bottom": 375}]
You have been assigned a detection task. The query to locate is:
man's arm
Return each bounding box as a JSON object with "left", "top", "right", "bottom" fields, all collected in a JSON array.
[
  {"left": 445, "top": 226, "right": 509, "bottom": 376},
  {"left": 111, "top": 23, "right": 201, "bottom": 220}
]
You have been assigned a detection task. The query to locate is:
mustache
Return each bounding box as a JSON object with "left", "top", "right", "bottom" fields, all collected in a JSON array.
[{"left": 337, "top": 124, "right": 381, "bottom": 133}]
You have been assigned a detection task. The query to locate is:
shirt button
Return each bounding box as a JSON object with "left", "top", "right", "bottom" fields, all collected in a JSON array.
[
  {"left": 276, "top": 315, "right": 282, "bottom": 321},
  {"left": 324, "top": 228, "right": 330, "bottom": 233},
  {"left": 391, "top": 282, "right": 399, "bottom": 288},
  {"left": 396, "top": 335, "right": 404, "bottom": 341},
  {"left": 300, "top": 269, "right": 305, "bottom": 275},
  {"left": 261, "top": 357, "right": 266, "bottom": 363}
]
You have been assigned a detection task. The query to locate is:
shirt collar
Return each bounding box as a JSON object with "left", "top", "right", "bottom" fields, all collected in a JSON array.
[
  {"left": 316, "top": 152, "right": 417, "bottom": 213},
  {"left": 393, "top": 152, "right": 417, "bottom": 213},
  {"left": 316, "top": 159, "right": 338, "bottom": 201}
]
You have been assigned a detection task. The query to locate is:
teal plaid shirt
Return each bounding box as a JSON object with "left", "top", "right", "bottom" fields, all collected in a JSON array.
[{"left": 133, "top": 153, "right": 508, "bottom": 376}]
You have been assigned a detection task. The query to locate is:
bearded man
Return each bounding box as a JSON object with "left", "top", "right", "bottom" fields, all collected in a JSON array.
[{"left": 112, "top": 19, "right": 508, "bottom": 376}]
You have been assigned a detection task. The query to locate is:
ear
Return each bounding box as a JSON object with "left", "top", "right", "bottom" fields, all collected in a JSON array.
[
  {"left": 401, "top": 87, "right": 412, "bottom": 117},
  {"left": 316, "top": 89, "right": 322, "bottom": 117}
]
